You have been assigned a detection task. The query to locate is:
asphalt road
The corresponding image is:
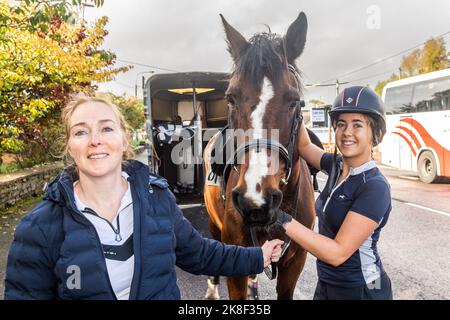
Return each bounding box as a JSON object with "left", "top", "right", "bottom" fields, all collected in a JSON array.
[
  {"left": 175, "top": 167, "right": 450, "bottom": 300},
  {"left": 0, "top": 157, "right": 449, "bottom": 300}
]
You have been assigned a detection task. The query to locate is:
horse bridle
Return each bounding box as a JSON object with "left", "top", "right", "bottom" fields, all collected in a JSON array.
[
  {"left": 221, "top": 65, "right": 304, "bottom": 280},
  {"left": 221, "top": 65, "right": 303, "bottom": 193}
]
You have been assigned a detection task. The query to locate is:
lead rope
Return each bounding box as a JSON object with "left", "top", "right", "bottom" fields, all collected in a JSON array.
[{"left": 250, "top": 171, "right": 300, "bottom": 280}]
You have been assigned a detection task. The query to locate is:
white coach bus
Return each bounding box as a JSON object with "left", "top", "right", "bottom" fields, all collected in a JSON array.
[{"left": 378, "top": 68, "right": 450, "bottom": 183}]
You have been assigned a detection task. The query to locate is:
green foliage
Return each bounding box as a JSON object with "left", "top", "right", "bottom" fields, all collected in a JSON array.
[
  {"left": 0, "top": 162, "right": 21, "bottom": 174},
  {"left": 5, "top": 0, "right": 105, "bottom": 32},
  {"left": 421, "top": 37, "right": 449, "bottom": 73},
  {"left": 376, "top": 37, "right": 449, "bottom": 94},
  {"left": 0, "top": 0, "right": 131, "bottom": 168},
  {"left": 374, "top": 74, "right": 399, "bottom": 96},
  {"left": 97, "top": 92, "right": 145, "bottom": 131}
]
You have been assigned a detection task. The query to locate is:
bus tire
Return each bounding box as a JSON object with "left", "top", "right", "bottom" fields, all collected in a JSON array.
[{"left": 418, "top": 151, "right": 439, "bottom": 183}]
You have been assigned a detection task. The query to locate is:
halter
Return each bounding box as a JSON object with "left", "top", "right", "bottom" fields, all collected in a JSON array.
[
  {"left": 220, "top": 64, "right": 304, "bottom": 280},
  {"left": 221, "top": 65, "right": 303, "bottom": 196}
]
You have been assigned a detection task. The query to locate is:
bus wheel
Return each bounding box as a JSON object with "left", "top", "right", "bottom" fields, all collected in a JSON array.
[{"left": 418, "top": 151, "right": 438, "bottom": 183}]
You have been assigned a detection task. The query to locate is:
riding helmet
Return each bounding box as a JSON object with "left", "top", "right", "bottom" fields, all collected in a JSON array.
[{"left": 329, "top": 86, "right": 386, "bottom": 146}]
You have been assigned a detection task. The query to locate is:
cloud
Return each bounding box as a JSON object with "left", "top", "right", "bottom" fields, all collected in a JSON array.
[{"left": 85, "top": 0, "right": 450, "bottom": 103}]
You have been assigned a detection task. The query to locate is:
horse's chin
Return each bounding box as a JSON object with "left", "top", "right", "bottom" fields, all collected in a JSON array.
[
  {"left": 243, "top": 218, "right": 272, "bottom": 228},
  {"left": 243, "top": 209, "right": 277, "bottom": 228},
  {"left": 246, "top": 216, "right": 289, "bottom": 242}
]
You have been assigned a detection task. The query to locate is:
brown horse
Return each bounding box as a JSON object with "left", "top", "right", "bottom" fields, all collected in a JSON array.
[{"left": 203, "top": 12, "right": 315, "bottom": 300}]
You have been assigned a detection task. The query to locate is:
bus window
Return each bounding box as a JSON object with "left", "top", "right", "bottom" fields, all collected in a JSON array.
[
  {"left": 413, "top": 78, "right": 450, "bottom": 112},
  {"left": 431, "top": 79, "right": 449, "bottom": 111},
  {"left": 384, "top": 85, "right": 413, "bottom": 114}
]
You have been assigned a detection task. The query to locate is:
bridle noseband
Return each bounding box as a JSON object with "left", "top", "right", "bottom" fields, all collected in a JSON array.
[{"left": 230, "top": 139, "right": 291, "bottom": 179}]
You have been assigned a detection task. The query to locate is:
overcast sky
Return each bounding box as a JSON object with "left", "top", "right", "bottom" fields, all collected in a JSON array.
[{"left": 84, "top": 0, "right": 450, "bottom": 104}]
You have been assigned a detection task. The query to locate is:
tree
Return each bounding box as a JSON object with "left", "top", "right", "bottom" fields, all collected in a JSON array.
[
  {"left": 375, "top": 36, "right": 449, "bottom": 95},
  {"left": 400, "top": 48, "right": 421, "bottom": 77},
  {"left": 375, "top": 73, "right": 399, "bottom": 96},
  {"left": 3, "top": 0, "right": 104, "bottom": 33},
  {"left": 421, "top": 37, "right": 449, "bottom": 73},
  {"left": 0, "top": 0, "right": 130, "bottom": 166},
  {"left": 97, "top": 92, "right": 145, "bottom": 131}
]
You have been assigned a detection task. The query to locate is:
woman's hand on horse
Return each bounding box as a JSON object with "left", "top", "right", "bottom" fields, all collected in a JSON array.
[
  {"left": 275, "top": 209, "right": 293, "bottom": 231},
  {"left": 261, "top": 239, "right": 284, "bottom": 267},
  {"left": 270, "top": 242, "right": 283, "bottom": 263}
]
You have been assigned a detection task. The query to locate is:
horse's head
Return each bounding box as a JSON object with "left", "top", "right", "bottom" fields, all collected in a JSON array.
[{"left": 221, "top": 13, "right": 307, "bottom": 227}]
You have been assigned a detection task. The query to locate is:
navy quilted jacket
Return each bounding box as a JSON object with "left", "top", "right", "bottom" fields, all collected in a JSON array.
[{"left": 4, "top": 160, "right": 263, "bottom": 300}]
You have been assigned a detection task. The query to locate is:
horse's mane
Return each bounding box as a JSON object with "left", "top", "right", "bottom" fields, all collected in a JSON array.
[{"left": 234, "top": 32, "right": 286, "bottom": 86}]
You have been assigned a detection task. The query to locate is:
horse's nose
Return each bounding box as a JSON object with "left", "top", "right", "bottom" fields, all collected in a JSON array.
[{"left": 266, "top": 189, "right": 283, "bottom": 209}]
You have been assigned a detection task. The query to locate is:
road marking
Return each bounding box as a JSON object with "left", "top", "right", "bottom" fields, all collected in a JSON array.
[
  {"left": 403, "top": 202, "right": 450, "bottom": 218},
  {"left": 178, "top": 203, "right": 204, "bottom": 209},
  {"left": 398, "top": 175, "right": 419, "bottom": 181}
]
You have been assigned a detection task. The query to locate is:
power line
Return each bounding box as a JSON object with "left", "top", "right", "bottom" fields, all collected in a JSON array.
[
  {"left": 117, "top": 59, "right": 180, "bottom": 73},
  {"left": 112, "top": 80, "right": 134, "bottom": 89},
  {"left": 318, "top": 30, "right": 450, "bottom": 84},
  {"left": 306, "top": 69, "right": 397, "bottom": 93},
  {"left": 347, "top": 69, "right": 397, "bottom": 84}
]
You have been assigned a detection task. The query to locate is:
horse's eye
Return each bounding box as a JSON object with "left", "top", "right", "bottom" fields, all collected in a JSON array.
[
  {"left": 226, "top": 95, "right": 236, "bottom": 107},
  {"left": 289, "top": 100, "right": 299, "bottom": 111}
]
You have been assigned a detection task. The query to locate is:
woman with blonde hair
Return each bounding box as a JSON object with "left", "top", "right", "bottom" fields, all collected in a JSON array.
[{"left": 5, "top": 94, "right": 283, "bottom": 300}]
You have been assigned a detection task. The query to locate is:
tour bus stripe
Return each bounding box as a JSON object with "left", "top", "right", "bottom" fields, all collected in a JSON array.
[
  {"left": 392, "top": 131, "right": 417, "bottom": 156},
  {"left": 400, "top": 118, "right": 449, "bottom": 175},
  {"left": 395, "top": 125, "right": 422, "bottom": 150}
]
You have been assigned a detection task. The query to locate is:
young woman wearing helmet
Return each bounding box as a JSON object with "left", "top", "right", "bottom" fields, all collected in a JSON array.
[{"left": 276, "top": 86, "right": 393, "bottom": 300}]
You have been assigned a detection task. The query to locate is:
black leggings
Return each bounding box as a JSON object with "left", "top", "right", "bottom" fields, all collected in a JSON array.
[{"left": 313, "top": 273, "right": 393, "bottom": 300}]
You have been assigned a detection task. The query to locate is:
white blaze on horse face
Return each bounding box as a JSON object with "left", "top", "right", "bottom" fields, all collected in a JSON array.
[{"left": 244, "top": 77, "right": 273, "bottom": 207}]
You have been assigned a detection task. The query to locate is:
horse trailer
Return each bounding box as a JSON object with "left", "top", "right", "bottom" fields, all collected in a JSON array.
[{"left": 143, "top": 72, "right": 229, "bottom": 194}]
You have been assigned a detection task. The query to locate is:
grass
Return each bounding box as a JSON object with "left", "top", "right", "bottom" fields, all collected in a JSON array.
[
  {"left": 0, "top": 160, "right": 62, "bottom": 175},
  {"left": 0, "top": 163, "right": 22, "bottom": 174}
]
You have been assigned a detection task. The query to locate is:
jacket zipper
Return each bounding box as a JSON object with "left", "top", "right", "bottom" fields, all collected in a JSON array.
[
  {"left": 61, "top": 183, "right": 118, "bottom": 300},
  {"left": 81, "top": 203, "right": 132, "bottom": 242},
  {"left": 323, "top": 173, "right": 350, "bottom": 212},
  {"left": 128, "top": 181, "right": 142, "bottom": 300}
]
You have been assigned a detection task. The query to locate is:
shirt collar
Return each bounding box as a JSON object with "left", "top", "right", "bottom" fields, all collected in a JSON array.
[
  {"left": 346, "top": 160, "right": 377, "bottom": 176},
  {"left": 73, "top": 171, "right": 132, "bottom": 212}
]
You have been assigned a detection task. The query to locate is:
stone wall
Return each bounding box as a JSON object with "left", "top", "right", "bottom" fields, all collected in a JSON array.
[{"left": 0, "top": 164, "right": 64, "bottom": 210}]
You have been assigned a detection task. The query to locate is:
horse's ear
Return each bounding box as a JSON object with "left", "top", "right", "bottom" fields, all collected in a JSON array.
[
  {"left": 220, "top": 14, "right": 249, "bottom": 62},
  {"left": 284, "top": 12, "right": 308, "bottom": 64}
]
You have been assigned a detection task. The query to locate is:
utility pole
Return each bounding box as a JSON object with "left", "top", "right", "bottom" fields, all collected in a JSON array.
[
  {"left": 335, "top": 79, "right": 350, "bottom": 96},
  {"left": 306, "top": 79, "right": 349, "bottom": 97},
  {"left": 80, "top": 2, "right": 94, "bottom": 21}
]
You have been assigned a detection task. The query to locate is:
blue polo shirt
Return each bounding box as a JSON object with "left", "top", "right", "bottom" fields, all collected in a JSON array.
[{"left": 315, "top": 152, "right": 391, "bottom": 288}]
